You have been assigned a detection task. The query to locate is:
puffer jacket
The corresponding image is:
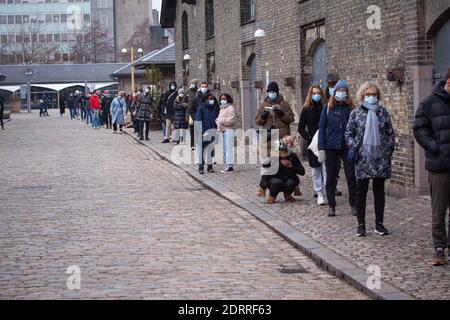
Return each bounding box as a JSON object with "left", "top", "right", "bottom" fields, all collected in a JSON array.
[
  {"left": 414, "top": 81, "right": 450, "bottom": 173},
  {"left": 319, "top": 101, "right": 353, "bottom": 151},
  {"left": 195, "top": 102, "right": 219, "bottom": 134},
  {"left": 255, "top": 95, "right": 295, "bottom": 139},
  {"left": 173, "top": 98, "right": 189, "bottom": 129}
]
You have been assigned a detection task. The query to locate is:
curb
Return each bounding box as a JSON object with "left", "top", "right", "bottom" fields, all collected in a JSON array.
[{"left": 124, "top": 130, "right": 415, "bottom": 301}]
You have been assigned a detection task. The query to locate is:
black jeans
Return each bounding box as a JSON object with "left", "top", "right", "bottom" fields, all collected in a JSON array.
[
  {"left": 113, "top": 123, "right": 123, "bottom": 132},
  {"left": 199, "top": 138, "right": 216, "bottom": 170},
  {"left": 103, "top": 111, "right": 112, "bottom": 128},
  {"left": 325, "top": 149, "right": 356, "bottom": 208},
  {"left": 189, "top": 124, "right": 195, "bottom": 148},
  {"left": 429, "top": 172, "right": 450, "bottom": 249},
  {"left": 0, "top": 107, "right": 3, "bottom": 129},
  {"left": 268, "top": 177, "right": 299, "bottom": 197},
  {"left": 139, "top": 120, "right": 151, "bottom": 139},
  {"left": 356, "top": 178, "right": 386, "bottom": 226}
]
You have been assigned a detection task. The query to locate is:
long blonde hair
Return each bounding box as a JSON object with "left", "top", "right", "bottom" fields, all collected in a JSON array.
[{"left": 303, "top": 85, "right": 327, "bottom": 109}]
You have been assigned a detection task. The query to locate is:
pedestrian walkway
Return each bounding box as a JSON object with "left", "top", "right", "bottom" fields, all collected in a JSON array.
[
  {"left": 132, "top": 128, "right": 450, "bottom": 300},
  {"left": 0, "top": 111, "right": 366, "bottom": 300}
]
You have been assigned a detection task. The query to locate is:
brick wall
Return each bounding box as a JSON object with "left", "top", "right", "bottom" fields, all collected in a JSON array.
[{"left": 169, "top": 0, "right": 450, "bottom": 196}]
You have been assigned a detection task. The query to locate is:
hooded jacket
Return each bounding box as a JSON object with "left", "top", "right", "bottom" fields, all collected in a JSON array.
[
  {"left": 414, "top": 81, "right": 450, "bottom": 173},
  {"left": 161, "top": 82, "right": 178, "bottom": 121},
  {"left": 255, "top": 95, "right": 295, "bottom": 139}
]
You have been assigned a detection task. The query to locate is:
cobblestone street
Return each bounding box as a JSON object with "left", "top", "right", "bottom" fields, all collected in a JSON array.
[
  {"left": 133, "top": 124, "right": 450, "bottom": 300},
  {"left": 0, "top": 111, "right": 367, "bottom": 300}
]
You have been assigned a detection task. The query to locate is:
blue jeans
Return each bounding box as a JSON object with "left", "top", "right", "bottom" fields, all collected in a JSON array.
[
  {"left": 69, "top": 108, "right": 76, "bottom": 119},
  {"left": 80, "top": 108, "right": 86, "bottom": 121},
  {"left": 221, "top": 130, "right": 235, "bottom": 168},
  {"left": 92, "top": 109, "right": 100, "bottom": 128},
  {"left": 86, "top": 108, "right": 92, "bottom": 125},
  {"left": 161, "top": 121, "right": 166, "bottom": 138}
]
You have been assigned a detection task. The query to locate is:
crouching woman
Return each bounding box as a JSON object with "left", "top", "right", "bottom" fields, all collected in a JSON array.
[{"left": 264, "top": 137, "right": 306, "bottom": 204}]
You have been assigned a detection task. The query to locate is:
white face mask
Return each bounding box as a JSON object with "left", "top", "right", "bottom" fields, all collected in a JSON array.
[{"left": 179, "top": 94, "right": 184, "bottom": 98}]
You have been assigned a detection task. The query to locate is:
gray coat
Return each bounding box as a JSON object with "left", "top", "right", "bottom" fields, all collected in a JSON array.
[{"left": 345, "top": 105, "right": 396, "bottom": 180}]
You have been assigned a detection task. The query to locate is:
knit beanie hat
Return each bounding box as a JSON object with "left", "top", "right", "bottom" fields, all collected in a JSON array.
[
  {"left": 334, "top": 80, "right": 349, "bottom": 91},
  {"left": 267, "top": 81, "right": 280, "bottom": 94}
]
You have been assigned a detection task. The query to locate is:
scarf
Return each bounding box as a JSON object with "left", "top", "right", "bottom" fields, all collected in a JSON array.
[
  {"left": 362, "top": 101, "right": 381, "bottom": 158},
  {"left": 220, "top": 103, "right": 230, "bottom": 109}
]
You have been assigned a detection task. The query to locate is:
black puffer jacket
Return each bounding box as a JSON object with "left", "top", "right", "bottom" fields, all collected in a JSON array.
[{"left": 414, "top": 81, "right": 450, "bottom": 173}]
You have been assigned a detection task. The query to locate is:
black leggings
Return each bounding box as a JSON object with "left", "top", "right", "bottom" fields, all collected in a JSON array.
[
  {"left": 268, "top": 177, "right": 299, "bottom": 197},
  {"left": 139, "top": 120, "right": 151, "bottom": 139},
  {"left": 325, "top": 149, "right": 357, "bottom": 208},
  {"left": 113, "top": 123, "right": 123, "bottom": 132},
  {"left": 103, "top": 111, "right": 112, "bottom": 128},
  {"left": 356, "top": 178, "right": 386, "bottom": 225}
]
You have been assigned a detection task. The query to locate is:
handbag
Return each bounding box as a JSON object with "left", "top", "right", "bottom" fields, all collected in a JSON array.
[{"left": 308, "top": 131, "right": 320, "bottom": 158}]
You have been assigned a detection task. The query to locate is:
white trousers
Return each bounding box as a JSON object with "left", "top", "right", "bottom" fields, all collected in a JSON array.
[{"left": 311, "top": 164, "right": 327, "bottom": 195}]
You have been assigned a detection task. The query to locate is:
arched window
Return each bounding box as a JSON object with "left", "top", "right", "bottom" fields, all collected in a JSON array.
[
  {"left": 205, "top": 0, "right": 215, "bottom": 39},
  {"left": 182, "top": 11, "right": 189, "bottom": 49},
  {"left": 241, "top": 0, "right": 255, "bottom": 25}
]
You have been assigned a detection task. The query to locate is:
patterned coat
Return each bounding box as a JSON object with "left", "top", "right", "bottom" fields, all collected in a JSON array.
[
  {"left": 111, "top": 96, "right": 127, "bottom": 125},
  {"left": 345, "top": 105, "right": 396, "bottom": 180},
  {"left": 137, "top": 94, "right": 153, "bottom": 122}
]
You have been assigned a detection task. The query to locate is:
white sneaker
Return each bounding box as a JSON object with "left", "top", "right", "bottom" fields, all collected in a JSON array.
[{"left": 317, "top": 193, "right": 326, "bottom": 206}]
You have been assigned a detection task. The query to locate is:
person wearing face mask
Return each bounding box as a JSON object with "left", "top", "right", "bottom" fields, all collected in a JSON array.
[
  {"left": 299, "top": 85, "right": 328, "bottom": 206},
  {"left": 161, "top": 82, "right": 178, "bottom": 143},
  {"left": 173, "top": 88, "right": 189, "bottom": 145},
  {"left": 188, "top": 80, "right": 202, "bottom": 150},
  {"left": 216, "top": 93, "right": 236, "bottom": 173},
  {"left": 90, "top": 90, "right": 102, "bottom": 129},
  {"left": 137, "top": 87, "right": 153, "bottom": 141},
  {"left": 101, "top": 90, "right": 114, "bottom": 129},
  {"left": 111, "top": 91, "right": 128, "bottom": 134},
  {"left": 346, "top": 82, "right": 396, "bottom": 238},
  {"left": 196, "top": 93, "right": 220, "bottom": 174},
  {"left": 318, "top": 80, "right": 357, "bottom": 217},
  {"left": 414, "top": 67, "right": 450, "bottom": 266},
  {"left": 325, "top": 76, "right": 339, "bottom": 101},
  {"left": 255, "top": 81, "right": 295, "bottom": 197}
]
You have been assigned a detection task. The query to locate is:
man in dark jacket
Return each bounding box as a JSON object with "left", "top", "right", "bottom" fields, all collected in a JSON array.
[
  {"left": 414, "top": 67, "right": 450, "bottom": 266},
  {"left": 101, "top": 91, "right": 114, "bottom": 129},
  {"left": 161, "top": 82, "right": 178, "bottom": 143}
]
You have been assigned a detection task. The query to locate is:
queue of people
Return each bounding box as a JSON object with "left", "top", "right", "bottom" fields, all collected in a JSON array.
[{"left": 53, "top": 68, "right": 450, "bottom": 266}]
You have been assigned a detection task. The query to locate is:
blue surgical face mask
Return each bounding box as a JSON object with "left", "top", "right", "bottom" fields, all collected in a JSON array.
[
  {"left": 364, "top": 95, "right": 378, "bottom": 105},
  {"left": 328, "top": 87, "right": 336, "bottom": 97},
  {"left": 268, "top": 92, "right": 278, "bottom": 101},
  {"left": 335, "top": 91, "right": 348, "bottom": 102},
  {"left": 312, "top": 94, "right": 322, "bottom": 103},
  {"left": 208, "top": 100, "right": 215, "bottom": 106},
  {"left": 220, "top": 100, "right": 228, "bottom": 106}
]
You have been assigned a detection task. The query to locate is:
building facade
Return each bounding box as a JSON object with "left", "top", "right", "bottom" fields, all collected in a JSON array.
[
  {"left": 0, "top": 0, "right": 155, "bottom": 64},
  {"left": 161, "top": 0, "right": 450, "bottom": 197}
]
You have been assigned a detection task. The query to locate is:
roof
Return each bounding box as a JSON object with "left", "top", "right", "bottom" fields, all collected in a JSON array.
[
  {"left": 0, "top": 63, "right": 127, "bottom": 85},
  {"left": 133, "top": 44, "right": 175, "bottom": 69},
  {"left": 110, "top": 51, "right": 159, "bottom": 78}
]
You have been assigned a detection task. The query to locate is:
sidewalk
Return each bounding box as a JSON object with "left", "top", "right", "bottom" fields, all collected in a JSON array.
[{"left": 126, "top": 128, "right": 449, "bottom": 300}]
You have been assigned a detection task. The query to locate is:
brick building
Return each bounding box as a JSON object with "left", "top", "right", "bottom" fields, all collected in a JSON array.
[{"left": 161, "top": 0, "right": 450, "bottom": 197}]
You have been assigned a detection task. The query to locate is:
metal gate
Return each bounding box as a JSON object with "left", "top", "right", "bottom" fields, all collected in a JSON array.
[{"left": 312, "top": 41, "right": 327, "bottom": 89}]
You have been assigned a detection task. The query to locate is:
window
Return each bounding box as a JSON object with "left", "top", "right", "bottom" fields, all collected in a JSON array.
[
  {"left": 206, "top": 52, "right": 215, "bottom": 85},
  {"left": 182, "top": 11, "right": 188, "bottom": 49},
  {"left": 241, "top": 0, "right": 255, "bottom": 25},
  {"left": 205, "top": 0, "right": 214, "bottom": 39}
]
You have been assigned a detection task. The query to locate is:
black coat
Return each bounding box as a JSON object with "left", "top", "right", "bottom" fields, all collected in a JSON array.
[
  {"left": 264, "top": 154, "right": 306, "bottom": 183},
  {"left": 173, "top": 99, "right": 189, "bottom": 129},
  {"left": 299, "top": 102, "right": 325, "bottom": 168},
  {"left": 414, "top": 81, "right": 450, "bottom": 173},
  {"left": 161, "top": 82, "right": 178, "bottom": 121}
]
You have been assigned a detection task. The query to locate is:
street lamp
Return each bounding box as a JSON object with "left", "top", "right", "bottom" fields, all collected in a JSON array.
[
  {"left": 183, "top": 54, "right": 191, "bottom": 61},
  {"left": 254, "top": 28, "right": 266, "bottom": 38},
  {"left": 122, "top": 47, "right": 144, "bottom": 93}
]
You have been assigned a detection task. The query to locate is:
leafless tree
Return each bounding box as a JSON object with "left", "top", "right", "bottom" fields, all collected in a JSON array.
[
  {"left": 70, "top": 20, "right": 114, "bottom": 63},
  {"left": 125, "top": 18, "right": 153, "bottom": 59},
  {"left": 16, "top": 23, "right": 58, "bottom": 64}
]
